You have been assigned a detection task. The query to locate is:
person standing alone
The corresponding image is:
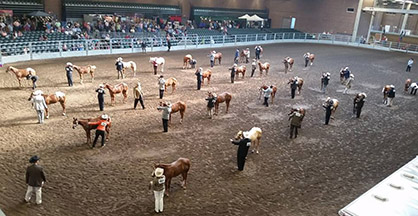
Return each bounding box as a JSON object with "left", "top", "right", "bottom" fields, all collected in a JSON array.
[
  {"left": 195, "top": 67, "right": 203, "bottom": 90},
  {"left": 96, "top": 84, "right": 106, "bottom": 111},
  {"left": 150, "top": 168, "right": 165, "bottom": 213},
  {"left": 133, "top": 81, "right": 145, "bottom": 110},
  {"left": 406, "top": 58, "right": 414, "bottom": 72},
  {"left": 25, "top": 155, "right": 46, "bottom": 205},
  {"left": 158, "top": 75, "right": 166, "bottom": 99},
  {"left": 65, "top": 62, "right": 73, "bottom": 87}
]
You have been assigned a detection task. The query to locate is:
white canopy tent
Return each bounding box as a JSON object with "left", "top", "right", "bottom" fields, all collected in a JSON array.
[
  {"left": 247, "top": 14, "right": 264, "bottom": 22},
  {"left": 238, "top": 14, "right": 251, "bottom": 20},
  {"left": 339, "top": 156, "right": 418, "bottom": 216}
]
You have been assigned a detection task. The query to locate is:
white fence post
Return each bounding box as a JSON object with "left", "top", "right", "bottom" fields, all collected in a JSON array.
[
  {"left": 246, "top": 34, "right": 248, "bottom": 42},
  {"left": 131, "top": 39, "right": 134, "bottom": 53},
  {"left": 293, "top": 33, "right": 295, "bottom": 40},
  {"left": 29, "top": 42, "right": 33, "bottom": 60},
  {"left": 304, "top": 33, "right": 307, "bottom": 41},
  {"left": 255, "top": 34, "right": 258, "bottom": 41},
  {"left": 274, "top": 33, "right": 277, "bottom": 40},
  {"left": 282, "top": 33, "right": 285, "bottom": 40},
  {"left": 58, "top": 41, "right": 62, "bottom": 57},
  {"left": 389, "top": 42, "right": 392, "bottom": 51},
  {"left": 110, "top": 39, "right": 113, "bottom": 54},
  {"left": 234, "top": 35, "right": 237, "bottom": 45},
  {"left": 196, "top": 35, "right": 199, "bottom": 48},
  {"left": 85, "top": 40, "right": 89, "bottom": 56}
]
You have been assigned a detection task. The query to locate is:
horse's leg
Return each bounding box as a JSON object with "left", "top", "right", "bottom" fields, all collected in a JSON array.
[
  {"left": 79, "top": 73, "right": 83, "bottom": 84},
  {"left": 105, "top": 126, "right": 110, "bottom": 141},
  {"left": 214, "top": 104, "right": 218, "bottom": 115},
  {"left": 60, "top": 101, "right": 66, "bottom": 116},
  {"left": 208, "top": 77, "right": 210, "bottom": 85},
  {"left": 18, "top": 78, "right": 22, "bottom": 88},
  {"left": 180, "top": 111, "right": 184, "bottom": 124},
  {"left": 219, "top": 57, "right": 222, "bottom": 65},
  {"left": 123, "top": 92, "right": 127, "bottom": 103},
  {"left": 45, "top": 108, "right": 49, "bottom": 119},
  {"left": 226, "top": 101, "right": 230, "bottom": 113},
  {"left": 86, "top": 130, "right": 91, "bottom": 144},
  {"left": 256, "top": 138, "right": 261, "bottom": 154},
  {"left": 111, "top": 95, "right": 115, "bottom": 106},
  {"left": 161, "top": 64, "right": 164, "bottom": 73},
  {"left": 91, "top": 72, "right": 94, "bottom": 82},
  {"left": 181, "top": 172, "right": 188, "bottom": 189}
]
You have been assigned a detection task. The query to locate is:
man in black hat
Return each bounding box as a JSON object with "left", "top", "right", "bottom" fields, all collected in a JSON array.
[{"left": 25, "top": 155, "right": 46, "bottom": 205}]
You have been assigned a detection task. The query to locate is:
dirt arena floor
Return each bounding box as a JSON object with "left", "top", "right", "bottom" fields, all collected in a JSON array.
[{"left": 0, "top": 43, "right": 417, "bottom": 216}]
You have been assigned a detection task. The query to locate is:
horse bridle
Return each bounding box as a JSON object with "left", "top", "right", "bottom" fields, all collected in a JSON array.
[{"left": 72, "top": 118, "right": 79, "bottom": 129}]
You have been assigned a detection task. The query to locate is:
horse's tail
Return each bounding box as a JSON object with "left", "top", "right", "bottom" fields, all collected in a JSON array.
[
  {"left": 131, "top": 62, "right": 137, "bottom": 72},
  {"left": 179, "top": 101, "right": 187, "bottom": 112}
]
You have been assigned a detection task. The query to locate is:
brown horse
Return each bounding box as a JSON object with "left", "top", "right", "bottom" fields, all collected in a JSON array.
[
  {"left": 72, "top": 116, "right": 111, "bottom": 145},
  {"left": 165, "top": 77, "right": 178, "bottom": 93},
  {"left": 214, "top": 52, "right": 222, "bottom": 65},
  {"left": 201, "top": 69, "right": 212, "bottom": 86},
  {"left": 213, "top": 92, "right": 232, "bottom": 115},
  {"left": 382, "top": 85, "right": 393, "bottom": 104},
  {"left": 405, "top": 79, "right": 412, "bottom": 92},
  {"left": 73, "top": 65, "right": 96, "bottom": 84},
  {"left": 283, "top": 57, "right": 294, "bottom": 73},
  {"left": 154, "top": 157, "right": 191, "bottom": 196},
  {"left": 304, "top": 53, "right": 315, "bottom": 66},
  {"left": 259, "top": 85, "right": 278, "bottom": 104},
  {"left": 235, "top": 66, "right": 246, "bottom": 79},
  {"left": 169, "top": 101, "right": 187, "bottom": 124},
  {"left": 104, "top": 82, "right": 128, "bottom": 105},
  {"left": 183, "top": 54, "right": 193, "bottom": 69},
  {"left": 239, "top": 49, "right": 250, "bottom": 63},
  {"left": 5, "top": 66, "right": 36, "bottom": 87},
  {"left": 258, "top": 61, "right": 270, "bottom": 76},
  {"left": 28, "top": 91, "right": 66, "bottom": 118},
  {"left": 288, "top": 77, "right": 304, "bottom": 94}
]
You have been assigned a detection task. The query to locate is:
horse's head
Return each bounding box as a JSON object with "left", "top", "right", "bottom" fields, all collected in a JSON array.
[
  {"left": 5, "top": 66, "right": 11, "bottom": 73},
  {"left": 235, "top": 131, "right": 243, "bottom": 140},
  {"left": 72, "top": 117, "right": 79, "bottom": 129}
]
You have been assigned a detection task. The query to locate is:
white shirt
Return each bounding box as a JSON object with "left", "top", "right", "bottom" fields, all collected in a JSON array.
[
  {"left": 32, "top": 95, "right": 48, "bottom": 111},
  {"left": 158, "top": 78, "right": 165, "bottom": 90},
  {"left": 263, "top": 88, "right": 273, "bottom": 98},
  {"left": 408, "top": 59, "right": 414, "bottom": 66}
]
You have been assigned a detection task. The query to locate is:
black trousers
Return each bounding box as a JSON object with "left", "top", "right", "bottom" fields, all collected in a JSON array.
[
  {"left": 231, "top": 75, "right": 235, "bottom": 83},
  {"left": 411, "top": 88, "right": 417, "bottom": 95},
  {"left": 251, "top": 68, "right": 256, "bottom": 77},
  {"left": 256, "top": 53, "right": 260, "bottom": 60},
  {"left": 67, "top": 73, "right": 73, "bottom": 86},
  {"left": 290, "top": 124, "right": 299, "bottom": 138},
  {"left": 197, "top": 79, "right": 201, "bottom": 90},
  {"left": 93, "top": 130, "right": 105, "bottom": 147},
  {"left": 263, "top": 97, "right": 269, "bottom": 107},
  {"left": 305, "top": 59, "right": 309, "bottom": 67},
  {"left": 117, "top": 70, "right": 123, "bottom": 79},
  {"left": 153, "top": 66, "right": 158, "bottom": 75},
  {"left": 406, "top": 65, "right": 411, "bottom": 72},
  {"left": 237, "top": 155, "right": 246, "bottom": 171},
  {"left": 98, "top": 97, "right": 104, "bottom": 111},
  {"left": 356, "top": 107, "right": 362, "bottom": 118},
  {"left": 325, "top": 110, "right": 331, "bottom": 125},
  {"left": 134, "top": 97, "right": 145, "bottom": 109},
  {"left": 159, "top": 90, "right": 164, "bottom": 99},
  {"left": 291, "top": 88, "right": 296, "bottom": 99},
  {"left": 210, "top": 60, "right": 214, "bottom": 68},
  {"left": 162, "top": 119, "right": 168, "bottom": 132}
]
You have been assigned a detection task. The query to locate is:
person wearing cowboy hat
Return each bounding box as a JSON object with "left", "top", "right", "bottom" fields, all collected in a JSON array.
[
  {"left": 323, "top": 97, "right": 334, "bottom": 125},
  {"left": 115, "top": 57, "right": 124, "bottom": 79},
  {"left": 65, "top": 62, "right": 73, "bottom": 87},
  {"left": 31, "top": 90, "right": 48, "bottom": 124},
  {"left": 133, "top": 81, "right": 145, "bottom": 110},
  {"left": 321, "top": 72, "right": 331, "bottom": 93},
  {"left": 195, "top": 67, "right": 203, "bottom": 90},
  {"left": 25, "top": 155, "right": 46, "bottom": 204},
  {"left": 387, "top": 85, "right": 396, "bottom": 107},
  {"left": 353, "top": 93, "right": 367, "bottom": 118},
  {"left": 229, "top": 63, "right": 237, "bottom": 84},
  {"left": 95, "top": 84, "right": 106, "bottom": 111},
  {"left": 230, "top": 133, "right": 251, "bottom": 171},
  {"left": 88, "top": 114, "right": 110, "bottom": 148},
  {"left": 158, "top": 75, "right": 166, "bottom": 99},
  {"left": 288, "top": 108, "right": 304, "bottom": 139},
  {"left": 251, "top": 59, "right": 257, "bottom": 77},
  {"left": 157, "top": 101, "right": 172, "bottom": 132},
  {"left": 150, "top": 167, "right": 166, "bottom": 213},
  {"left": 209, "top": 51, "right": 216, "bottom": 68},
  {"left": 343, "top": 73, "right": 354, "bottom": 94}
]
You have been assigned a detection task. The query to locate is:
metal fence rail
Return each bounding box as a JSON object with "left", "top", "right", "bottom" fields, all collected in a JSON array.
[{"left": 1, "top": 32, "right": 416, "bottom": 64}]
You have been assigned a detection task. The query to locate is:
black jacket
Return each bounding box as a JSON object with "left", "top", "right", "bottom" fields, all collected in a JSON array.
[
  {"left": 232, "top": 138, "right": 251, "bottom": 158},
  {"left": 115, "top": 61, "right": 123, "bottom": 71},
  {"left": 26, "top": 164, "right": 46, "bottom": 187},
  {"left": 388, "top": 89, "right": 396, "bottom": 98}
]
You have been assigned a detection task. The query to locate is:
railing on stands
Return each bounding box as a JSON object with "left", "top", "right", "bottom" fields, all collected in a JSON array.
[{"left": 1, "top": 32, "right": 417, "bottom": 64}]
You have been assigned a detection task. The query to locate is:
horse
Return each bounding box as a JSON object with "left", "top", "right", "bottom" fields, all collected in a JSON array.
[
  {"left": 214, "top": 52, "right": 222, "bottom": 65},
  {"left": 72, "top": 116, "right": 111, "bottom": 145},
  {"left": 235, "top": 127, "right": 262, "bottom": 154},
  {"left": 303, "top": 53, "right": 315, "bottom": 66},
  {"left": 213, "top": 92, "right": 232, "bottom": 115},
  {"left": 165, "top": 77, "right": 178, "bottom": 93},
  {"left": 150, "top": 57, "right": 165, "bottom": 73},
  {"left": 323, "top": 98, "right": 339, "bottom": 119},
  {"left": 169, "top": 101, "right": 187, "bottom": 124},
  {"left": 258, "top": 61, "right": 270, "bottom": 76},
  {"left": 382, "top": 85, "right": 392, "bottom": 104},
  {"left": 28, "top": 91, "right": 66, "bottom": 118},
  {"left": 239, "top": 49, "right": 250, "bottom": 63},
  {"left": 201, "top": 69, "right": 212, "bottom": 86},
  {"left": 120, "top": 60, "right": 137, "bottom": 77},
  {"left": 154, "top": 157, "right": 191, "bottom": 196},
  {"left": 5, "top": 66, "right": 36, "bottom": 87},
  {"left": 235, "top": 66, "right": 246, "bottom": 79},
  {"left": 73, "top": 65, "right": 96, "bottom": 84},
  {"left": 283, "top": 57, "right": 294, "bottom": 73},
  {"left": 103, "top": 82, "right": 128, "bottom": 105},
  {"left": 183, "top": 54, "right": 193, "bottom": 69},
  {"left": 405, "top": 79, "right": 412, "bottom": 92},
  {"left": 288, "top": 108, "right": 306, "bottom": 122},
  {"left": 288, "top": 77, "right": 304, "bottom": 94},
  {"left": 259, "top": 85, "right": 278, "bottom": 104}
]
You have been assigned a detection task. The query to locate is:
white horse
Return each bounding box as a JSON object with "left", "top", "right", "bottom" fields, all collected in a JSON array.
[
  {"left": 150, "top": 57, "right": 165, "bottom": 73},
  {"left": 121, "top": 60, "right": 137, "bottom": 77},
  {"left": 235, "top": 127, "right": 262, "bottom": 154}
]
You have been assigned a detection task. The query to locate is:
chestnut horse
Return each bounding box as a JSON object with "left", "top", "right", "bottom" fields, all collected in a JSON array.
[
  {"left": 183, "top": 54, "right": 193, "bottom": 69},
  {"left": 202, "top": 69, "right": 212, "bottom": 86},
  {"left": 165, "top": 77, "right": 178, "bottom": 93},
  {"left": 259, "top": 85, "right": 278, "bottom": 104},
  {"left": 405, "top": 79, "right": 412, "bottom": 92},
  {"left": 283, "top": 57, "right": 294, "bottom": 73},
  {"left": 73, "top": 65, "right": 96, "bottom": 84},
  {"left": 214, "top": 52, "right": 222, "bottom": 65},
  {"left": 258, "top": 61, "right": 270, "bottom": 76},
  {"left": 303, "top": 53, "right": 315, "bottom": 66},
  {"left": 154, "top": 157, "right": 191, "bottom": 196},
  {"left": 382, "top": 85, "right": 392, "bottom": 104},
  {"left": 72, "top": 116, "right": 111, "bottom": 145},
  {"left": 213, "top": 92, "right": 232, "bottom": 115},
  {"left": 28, "top": 91, "right": 66, "bottom": 118},
  {"left": 235, "top": 127, "right": 262, "bottom": 154},
  {"left": 323, "top": 98, "right": 339, "bottom": 119},
  {"left": 5, "top": 66, "right": 36, "bottom": 87},
  {"left": 169, "top": 101, "right": 187, "bottom": 124},
  {"left": 235, "top": 66, "right": 246, "bottom": 79},
  {"left": 104, "top": 82, "right": 128, "bottom": 105},
  {"left": 288, "top": 77, "right": 304, "bottom": 94}
]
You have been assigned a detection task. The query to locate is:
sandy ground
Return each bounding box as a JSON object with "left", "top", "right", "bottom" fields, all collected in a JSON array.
[{"left": 0, "top": 43, "right": 417, "bottom": 216}]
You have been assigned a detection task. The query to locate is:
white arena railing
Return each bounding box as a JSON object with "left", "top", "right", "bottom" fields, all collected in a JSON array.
[{"left": 1, "top": 32, "right": 417, "bottom": 64}]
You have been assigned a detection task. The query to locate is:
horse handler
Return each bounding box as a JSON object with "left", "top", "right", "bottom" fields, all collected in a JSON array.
[
  {"left": 31, "top": 90, "right": 47, "bottom": 124},
  {"left": 158, "top": 75, "right": 166, "bottom": 99},
  {"left": 115, "top": 57, "right": 124, "bottom": 79},
  {"left": 65, "top": 62, "right": 73, "bottom": 87},
  {"left": 251, "top": 59, "right": 257, "bottom": 77},
  {"left": 96, "top": 84, "right": 106, "bottom": 111},
  {"left": 150, "top": 168, "right": 165, "bottom": 213},
  {"left": 288, "top": 109, "right": 303, "bottom": 139},
  {"left": 262, "top": 86, "right": 273, "bottom": 107},
  {"left": 88, "top": 114, "right": 110, "bottom": 148},
  {"left": 206, "top": 92, "right": 217, "bottom": 119},
  {"left": 195, "top": 67, "right": 203, "bottom": 90},
  {"left": 230, "top": 135, "right": 251, "bottom": 171},
  {"left": 25, "top": 155, "right": 46, "bottom": 205},
  {"left": 229, "top": 64, "right": 237, "bottom": 84},
  {"left": 133, "top": 81, "right": 145, "bottom": 110},
  {"left": 157, "top": 102, "right": 172, "bottom": 133}
]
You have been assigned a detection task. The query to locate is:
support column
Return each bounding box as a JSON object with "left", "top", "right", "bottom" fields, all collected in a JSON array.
[
  {"left": 352, "top": 0, "right": 365, "bottom": 42},
  {"left": 366, "top": 0, "right": 378, "bottom": 44},
  {"left": 401, "top": 3, "right": 412, "bottom": 32}
]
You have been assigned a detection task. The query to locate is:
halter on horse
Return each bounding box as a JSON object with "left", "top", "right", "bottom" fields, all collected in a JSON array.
[
  {"left": 235, "top": 127, "right": 262, "bottom": 154},
  {"left": 103, "top": 82, "right": 128, "bottom": 105},
  {"left": 6, "top": 66, "right": 36, "bottom": 87},
  {"left": 72, "top": 116, "right": 111, "bottom": 145},
  {"left": 169, "top": 101, "right": 187, "bottom": 124},
  {"left": 73, "top": 65, "right": 96, "bottom": 84},
  {"left": 153, "top": 157, "right": 191, "bottom": 196}
]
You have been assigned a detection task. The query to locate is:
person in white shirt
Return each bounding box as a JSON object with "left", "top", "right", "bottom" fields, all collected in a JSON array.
[
  {"left": 406, "top": 58, "right": 414, "bottom": 72},
  {"left": 31, "top": 90, "right": 48, "bottom": 124},
  {"left": 158, "top": 75, "right": 166, "bottom": 99},
  {"left": 262, "top": 86, "right": 273, "bottom": 107}
]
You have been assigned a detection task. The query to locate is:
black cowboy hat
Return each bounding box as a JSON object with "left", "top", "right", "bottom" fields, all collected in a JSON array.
[{"left": 29, "top": 155, "right": 40, "bottom": 163}]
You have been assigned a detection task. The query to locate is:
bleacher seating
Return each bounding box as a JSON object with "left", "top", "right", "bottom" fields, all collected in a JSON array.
[
  {"left": 227, "top": 28, "right": 264, "bottom": 35},
  {"left": 188, "top": 29, "right": 223, "bottom": 36}
]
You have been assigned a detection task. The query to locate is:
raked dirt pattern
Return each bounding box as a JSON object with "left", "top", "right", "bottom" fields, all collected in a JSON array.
[{"left": 0, "top": 43, "right": 417, "bottom": 216}]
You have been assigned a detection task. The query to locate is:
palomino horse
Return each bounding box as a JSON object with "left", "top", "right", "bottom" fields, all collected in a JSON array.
[
  {"left": 323, "top": 98, "right": 339, "bottom": 119},
  {"left": 258, "top": 61, "right": 270, "bottom": 76},
  {"left": 5, "top": 66, "right": 36, "bottom": 87},
  {"left": 154, "top": 157, "right": 191, "bottom": 196},
  {"left": 213, "top": 92, "right": 232, "bottom": 115},
  {"left": 288, "top": 77, "right": 304, "bottom": 94},
  {"left": 259, "top": 85, "right": 278, "bottom": 104},
  {"left": 405, "top": 79, "right": 412, "bottom": 92},
  {"left": 150, "top": 57, "right": 165, "bottom": 73},
  {"left": 303, "top": 52, "right": 315, "bottom": 66},
  {"left": 213, "top": 52, "right": 222, "bottom": 65},
  {"left": 73, "top": 65, "right": 96, "bottom": 84},
  {"left": 235, "top": 127, "right": 262, "bottom": 154},
  {"left": 235, "top": 66, "right": 246, "bottom": 79},
  {"left": 283, "top": 57, "right": 294, "bottom": 73},
  {"left": 165, "top": 77, "right": 178, "bottom": 93},
  {"left": 72, "top": 116, "right": 111, "bottom": 145},
  {"left": 382, "top": 85, "right": 392, "bottom": 104},
  {"left": 121, "top": 60, "right": 137, "bottom": 77},
  {"left": 28, "top": 91, "right": 66, "bottom": 118},
  {"left": 183, "top": 54, "right": 193, "bottom": 69},
  {"left": 169, "top": 101, "right": 187, "bottom": 124},
  {"left": 103, "top": 82, "right": 128, "bottom": 105},
  {"left": 201, "top": 69, "right": 212, "bottom": 86}
]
